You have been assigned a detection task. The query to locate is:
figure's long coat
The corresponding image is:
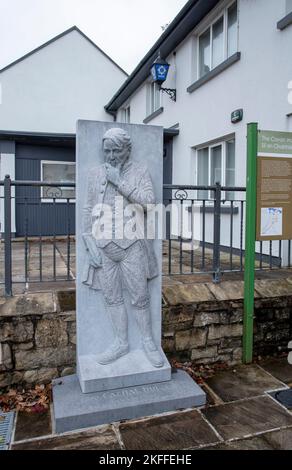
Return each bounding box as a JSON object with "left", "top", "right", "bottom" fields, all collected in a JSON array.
[{"left": 82, "top": 160, "right": 159, "bottom": 290}]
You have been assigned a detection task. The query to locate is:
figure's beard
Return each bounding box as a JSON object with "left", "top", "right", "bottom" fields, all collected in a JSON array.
[{"left": 107, "top": 155, "right": 129, "bottom": 168}]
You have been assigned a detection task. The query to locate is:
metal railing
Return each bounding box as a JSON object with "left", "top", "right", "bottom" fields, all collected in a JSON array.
[
  {"left": 164, "top": 183, "right": 246, "bottom": 282},
  {"left": 0, "top": 177, "right": 290, "bottom": 296},
  {"left": 1, "top": 176, "right": 75, "bottom": 296},
  {"left": 163, "top": 183, "right": 290, "bottom": 281}
]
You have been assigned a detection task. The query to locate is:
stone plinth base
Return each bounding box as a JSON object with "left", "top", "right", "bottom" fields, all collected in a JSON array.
[
  {"left": 52, "top": 370, "right": 206, "bottom": 434},
  {"left": 78, "top": 349, "right": 171, "bottom": 393}
]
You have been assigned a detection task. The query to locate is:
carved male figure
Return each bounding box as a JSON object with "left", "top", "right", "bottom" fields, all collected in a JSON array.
[{"left": 82, "top": 128, "right": 164, "bottom": 368}]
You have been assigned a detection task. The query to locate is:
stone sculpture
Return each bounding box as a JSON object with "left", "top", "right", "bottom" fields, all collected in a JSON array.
[
  {"left": 52, "top": 121, "right": 205, "bottom": 434},
  {"left": 82, "top": 128, "right": 164, "bottom": 368}
]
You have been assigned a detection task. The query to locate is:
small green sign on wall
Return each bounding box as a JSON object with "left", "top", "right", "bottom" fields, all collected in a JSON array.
[{"left": 231, "top": 109, "right": 243, "bottom": 124}]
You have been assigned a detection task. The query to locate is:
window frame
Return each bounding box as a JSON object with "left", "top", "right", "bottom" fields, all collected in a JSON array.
[
  {"left": 197, "top": 0, "right": 238, "bottom": 80},
  {"left": 198, "top": 26, "right": 211, "bottom": 79},
  {"left": 210, "top": 142, "right": 224, "bottom": 187},
  {"left": 277, "top": 0, "right": 292, "bottom": 30},
  {"left": 121, "top": 105, "right": 131, "bottom": 124},
  {"left": 196, "top": 138, "right": 235, "bottom": 201},
  {"left": 148, "top": 81, "right": 161, "bottom": 115},
  {"left": 286, "top": 0, "right": 292, "bottom": 14},
  {"left": 211, "top": 15, "right": 225, "bottom": 70},
  {"left": 40, "top": 160, "right": 76, "bottom": 203}
]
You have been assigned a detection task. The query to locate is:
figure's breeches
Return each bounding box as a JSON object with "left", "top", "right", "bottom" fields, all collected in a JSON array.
[{"left": 100, "top": 241, "right": 150, "bottom": 308}]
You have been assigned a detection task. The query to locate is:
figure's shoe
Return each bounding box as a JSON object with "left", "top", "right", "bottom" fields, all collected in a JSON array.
[
  {"left": 143, "top": 339, "right": 164, "bottom": 368},
  {"left": 97, "top": 342, "right": 129, "bottom": 365}
]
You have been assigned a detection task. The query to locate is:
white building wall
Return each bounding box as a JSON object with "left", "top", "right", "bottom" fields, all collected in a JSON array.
[
  {"left": 118, "top": 0, "right": 291, "bottom": 186},
  {"left": 116, "top": 0, "right": 292, "bottom": 258},
  {"left": 0, "top": 29, "right": 127, "bottom": 133}
]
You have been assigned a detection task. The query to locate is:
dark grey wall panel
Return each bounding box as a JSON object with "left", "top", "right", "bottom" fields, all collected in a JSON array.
[
  {"left": 15, "top": 144, "right": 75, "bottom": 237},
  {"left": 16, "top": 144, "right": 75, "bottom": 160},
  {"left": 0, "top": 140, "right": 15, "bottom": 154}
]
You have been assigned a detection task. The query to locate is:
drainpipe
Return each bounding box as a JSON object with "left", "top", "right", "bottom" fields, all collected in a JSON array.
[{"left": 104, "top": 107, "right": 117, "bottom": 122}]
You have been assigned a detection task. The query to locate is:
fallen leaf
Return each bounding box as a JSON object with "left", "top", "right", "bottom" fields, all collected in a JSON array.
[{"left": 0, "top": 383, "right": 52, "bottom": 412}]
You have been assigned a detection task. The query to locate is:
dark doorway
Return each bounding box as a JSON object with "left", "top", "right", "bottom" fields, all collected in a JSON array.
[
  {"left": 163, "top": 131, "right": 176, "bottom": 239},
  {"left": 15, "top": 143, "right": 75, "bottom": 237},
  {"left": 163, "top": 137, "right": 173, "bottom": 201}
]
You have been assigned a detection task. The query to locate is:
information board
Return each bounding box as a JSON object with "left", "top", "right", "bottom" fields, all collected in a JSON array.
[{"left": 256, "top": 130, "right": 292, "bottom": 240}]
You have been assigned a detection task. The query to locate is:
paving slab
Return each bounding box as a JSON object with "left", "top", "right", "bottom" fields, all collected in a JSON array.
[
  {"left": 27, "top": 281, "right": 75, "bottom": 293},
  {"left": 0, "top": 284, "right": 26, "bottom": 296},
  {"left": 254, "top": 279, "right": 292, "bottom": 298},
  {"left": 202, "top": 437, "right": 274, "bottom": 450},
  {"left": 162, "top": 276, "right": 184, "bottom": 286},
  {"left": 259, "top": 358, "right": 292, "bottom": 385},
  {"left": 202, "top": 396, "right": 292, "bottom": 441},
  {"left": 203, "top": 427, "right": 292, "bottom": 450},
  {"left": 171, "top": 275, "right": 210, "bottom": 285},
  {"left": 11, "top": 425, "right": 120, "bottom": 450},
  {"left": 14, "top": 410, "right": 51, "bottom": 442},
  {"left": 207, "top": 281, "right": 246, "bottom": 301},
  {"left": 163, "top": 284, "right": 215, "bottom": 305},
  {"left": 0, "top": 292, "right": 56, "bottom": 317},
  {"left": 205, "top": 364, "right": 285, "bottom": 402},
  {"left": 261, "top": 426, "right": 292, "bottom": 449},
  {"left": 119, "top": 410, "right": 220, "bottom": 450}
]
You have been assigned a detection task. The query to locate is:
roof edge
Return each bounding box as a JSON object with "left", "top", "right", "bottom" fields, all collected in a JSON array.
[
  {"left": 105, "top": 0, "right": 220, "bottom": 112},
  {"left": 0, "top": 26, "right": 128, "bottom": 77},
  {"left": 0, "top": 127, "right": 178, "bottom": 144}
]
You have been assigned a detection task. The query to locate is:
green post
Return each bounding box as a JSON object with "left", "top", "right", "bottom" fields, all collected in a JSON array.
[{"left": 243, "top": 122, "right": 258, "bottom": 364}]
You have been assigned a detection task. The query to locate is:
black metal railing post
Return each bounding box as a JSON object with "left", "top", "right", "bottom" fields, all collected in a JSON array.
[
  {"left": 213, "top": 182, "right": 222, "bottom": 283},
  {"left": 4, "top": 175, "right": 12, "bottom": 296}
]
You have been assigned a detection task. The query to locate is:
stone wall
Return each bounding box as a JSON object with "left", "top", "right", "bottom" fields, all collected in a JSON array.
[
  {"left": 162, "top": 299, "right": 243, "bottom": 365},
  {"left": 162, "top": 279, "right": 292, "bottom": 364},
  {"left": 1, "top": 278, "right": 292, "bottom": 389},
  {"left": 0, "top": 293, "right": 76, "bottom": 389}
]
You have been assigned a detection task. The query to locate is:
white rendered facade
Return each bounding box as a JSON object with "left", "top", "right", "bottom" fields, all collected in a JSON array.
[
  {"left": 115, "top": 0, "right": 292, "bottom": 260},
  {"left": 0, "top": 27, "right": 127, "bottom": 233}
]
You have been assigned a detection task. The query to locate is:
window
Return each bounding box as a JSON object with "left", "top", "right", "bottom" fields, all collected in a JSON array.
[
  {"left": 197, "top": 148, "right": 209, "bottom": 199},
  {"left": 277, "top": 0, "right": 292, "bottom": 29},
  {"left": 210, "top": 145, "right": 222, "bottom": 184},
  {"left": 199, "top": 28, "right": 211, "bottom": 77},
  {"left": 288, "top": 114, "right": 292, "bottom": 132},
  {"left": 212, "top": 17, "right": 224, "bottom": 68},
  {"left": 198, "top": 1, "right": 238, "bottom": 78},
  {"left": 226, "top": 139, "right": 235, "bottom": 199},
  {"left": 148, "top": 82, "right": 161, "bottom": 115},
  {"left": 41, "top": 161, "right": 75, "bottom": 202},
  {"left": 196, "top": 138, "right": 235, "bottom": 200},
  {"left": 227, "top": 2, "right": 238, "bottom": 56},
  {"left": 121, "top": 106, "right": 130, "bottom": 123}
]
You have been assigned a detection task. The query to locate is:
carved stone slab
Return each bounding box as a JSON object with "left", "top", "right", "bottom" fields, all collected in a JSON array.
[
  {"left": 76, "top": 121, "right": 171, "bottom": 392},
  {"left": 52, "top": 120, "right": 206, "bottom": 433}
]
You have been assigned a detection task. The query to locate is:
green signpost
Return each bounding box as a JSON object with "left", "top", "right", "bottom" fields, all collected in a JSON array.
[
  {"left": 243, "top": 123, "right": 258, "bottom": 364},
  {"left": 243, "top": 125, "right": 292, "bottom": 363}
]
